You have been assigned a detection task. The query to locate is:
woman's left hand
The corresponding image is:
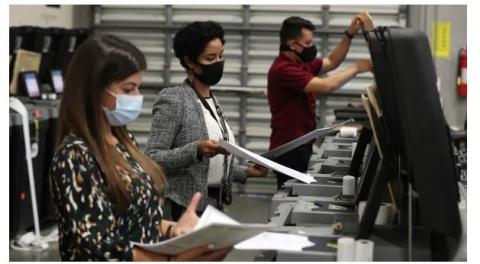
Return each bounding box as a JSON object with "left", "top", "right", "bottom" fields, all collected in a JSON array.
[
  {"left": 171, "top": 192, "right": 202, "bottom": 237},
  {"left": 246, "top": 164, "right": 268, "bottom": 177}
]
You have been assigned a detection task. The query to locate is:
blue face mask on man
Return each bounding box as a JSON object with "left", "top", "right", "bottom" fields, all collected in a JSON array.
[{"left": 103, "top": 90, "right": 143, "bottom": 126}]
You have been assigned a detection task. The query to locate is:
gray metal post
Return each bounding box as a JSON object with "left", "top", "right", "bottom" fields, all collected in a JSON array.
[
  {"left": 398, "top": 5, "right": 407, "bottom": 27},
  {"left": 92, "top": 5, "right": 101, "bottom": 26},
  {"left": 235, "top": 5, "right": 251, "bottom": 194},
  {"left": 239, "top": 5, "right": 250, "bottom": 149},
  {"left": 321, "top": 5, "right": 330, "bottom": 57},
  {"left": 317, "top": 5, "right": 330, "bottom": 128},
  {"left": 163, "top": 5, "right": 173, "bottom": 87}
]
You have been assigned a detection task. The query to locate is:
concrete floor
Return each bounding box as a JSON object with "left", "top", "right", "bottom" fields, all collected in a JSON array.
[{"left": 9, "top": 193, "right": 273, "bottom": 261}]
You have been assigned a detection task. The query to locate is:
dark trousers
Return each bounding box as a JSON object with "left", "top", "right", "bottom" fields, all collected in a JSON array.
[{"left": 273, "top": 144, "right": 313, "bottom": 189}]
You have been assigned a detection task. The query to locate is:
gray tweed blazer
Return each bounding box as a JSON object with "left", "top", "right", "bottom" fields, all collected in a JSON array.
[{"left": 145, "top": 81, "right": 247, "bottom": 211}]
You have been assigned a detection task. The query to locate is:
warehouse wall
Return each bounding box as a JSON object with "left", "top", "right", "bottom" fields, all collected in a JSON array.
[
  {"left": 9, "top": 5, "right": 91, "bottom": 28},
  {"left": 91, "top": 5, "right": 406, "bottom": 153},
  {"left": 408, "top": 5, "right": 467, "bottom": 129},
  {"left": 9, "top": 4, "right": 467, "bottom": 129}
]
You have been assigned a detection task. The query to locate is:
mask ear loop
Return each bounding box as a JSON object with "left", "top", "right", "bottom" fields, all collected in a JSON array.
[
  {"left": 103, "top": 89, "right": 118, "bottom": 113},
  {"left": 106, "top": 89, "right": 118, "bottom": 98},
  {"left": 292, "top": 41, "right": 302, "bottom": 52},
  {"left": 295, "top": 41, "right": 313, "bottom": 50}
]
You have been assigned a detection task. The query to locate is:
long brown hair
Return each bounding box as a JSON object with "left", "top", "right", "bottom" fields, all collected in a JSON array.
[{"left": 57, "top": 34, "right": 166, "bottom": 212}]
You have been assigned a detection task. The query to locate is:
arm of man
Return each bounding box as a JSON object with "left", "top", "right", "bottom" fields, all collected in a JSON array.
[
  {"left": 320, "top": 36, "right": 353, "bottom": 74},
  {"left": 320, "top": 14, "right": 363, "bottom": 74},
  {"left": 304, "top": 59, "right": 372, "bottom": 95}
]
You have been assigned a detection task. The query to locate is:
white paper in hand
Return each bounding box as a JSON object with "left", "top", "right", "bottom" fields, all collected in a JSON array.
[
  {"left": 195, "top": 205, "right": 239, "bottom": 230},
  {"left": 131, "top": 206, "right": 268, "bottom": 256},
  {"left": 132, "top": 223, "right": 267, "bottom": 256},
  {"left": 218, "top": 139, "right": 316, "bottom": 184},
  {"left": 261, "top": 119, "right": 353, "bottom": 159}
]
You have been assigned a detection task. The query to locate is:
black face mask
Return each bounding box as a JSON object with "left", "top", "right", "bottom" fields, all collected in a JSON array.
[
  {"left": 293, "top": 42, "right": 317, "bottom": 62},
  {"left": 193, "top": 60, "right": 224, "bottom": 86}
]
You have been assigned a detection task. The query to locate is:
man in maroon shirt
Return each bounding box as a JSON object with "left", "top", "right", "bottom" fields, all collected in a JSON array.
[{"left": 268, "top": 15, "right": 373, "bottom": 189}]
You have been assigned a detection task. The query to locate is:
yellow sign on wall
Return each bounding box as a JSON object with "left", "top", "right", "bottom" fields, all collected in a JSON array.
[{"left": 431, "top": 21, "right": 451, "bottom": 59}]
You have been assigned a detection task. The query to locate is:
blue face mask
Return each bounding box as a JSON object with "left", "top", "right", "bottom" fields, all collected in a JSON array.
[{"left": 103, "top": 90, "right": 143, "bottom": 126}]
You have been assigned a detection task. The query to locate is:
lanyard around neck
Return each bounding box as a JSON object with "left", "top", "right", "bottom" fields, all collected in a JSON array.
[{"left": 188, "top": 80, "right": 229, "bottom": 142}]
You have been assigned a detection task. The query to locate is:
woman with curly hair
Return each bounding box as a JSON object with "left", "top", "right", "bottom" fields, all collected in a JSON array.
[{"left": 145, "top": 21, "right": 267, "bottom": 221}]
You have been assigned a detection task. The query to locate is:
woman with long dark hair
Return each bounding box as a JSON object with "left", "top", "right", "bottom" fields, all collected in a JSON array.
[{"left": 49, "top": 34, "right": 231, "bottom": 261}]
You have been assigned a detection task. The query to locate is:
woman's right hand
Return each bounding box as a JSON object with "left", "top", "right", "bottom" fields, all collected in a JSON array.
[
  {"left": 133, "top": 245, "right": 232, "bottom": 261},
  {"left": 198, "top": 139, "right": 230, "bottom": 158}
]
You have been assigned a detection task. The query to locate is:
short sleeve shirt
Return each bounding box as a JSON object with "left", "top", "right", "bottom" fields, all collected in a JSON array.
[{"left": 267, "top": 52, "right": 323, "bottom": 149}]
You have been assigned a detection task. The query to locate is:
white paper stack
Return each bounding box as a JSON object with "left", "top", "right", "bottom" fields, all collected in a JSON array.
[{"left": 132, "top": 206, "right": 315, "bottom": 255}]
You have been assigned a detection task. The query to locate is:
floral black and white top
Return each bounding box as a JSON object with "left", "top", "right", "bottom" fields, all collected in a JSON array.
[{"left": 49, "top": 132, "right": 164, "bottom": 261}]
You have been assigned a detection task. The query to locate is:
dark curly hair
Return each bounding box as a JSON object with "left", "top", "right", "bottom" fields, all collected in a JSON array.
[{"left": 173, "top": 21, "right": 225, "bottom": 70}]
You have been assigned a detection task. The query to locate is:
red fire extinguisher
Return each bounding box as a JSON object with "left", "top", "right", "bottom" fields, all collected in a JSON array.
[{"left": 457, "top": 47, "right": 467, "bottom": 97}]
